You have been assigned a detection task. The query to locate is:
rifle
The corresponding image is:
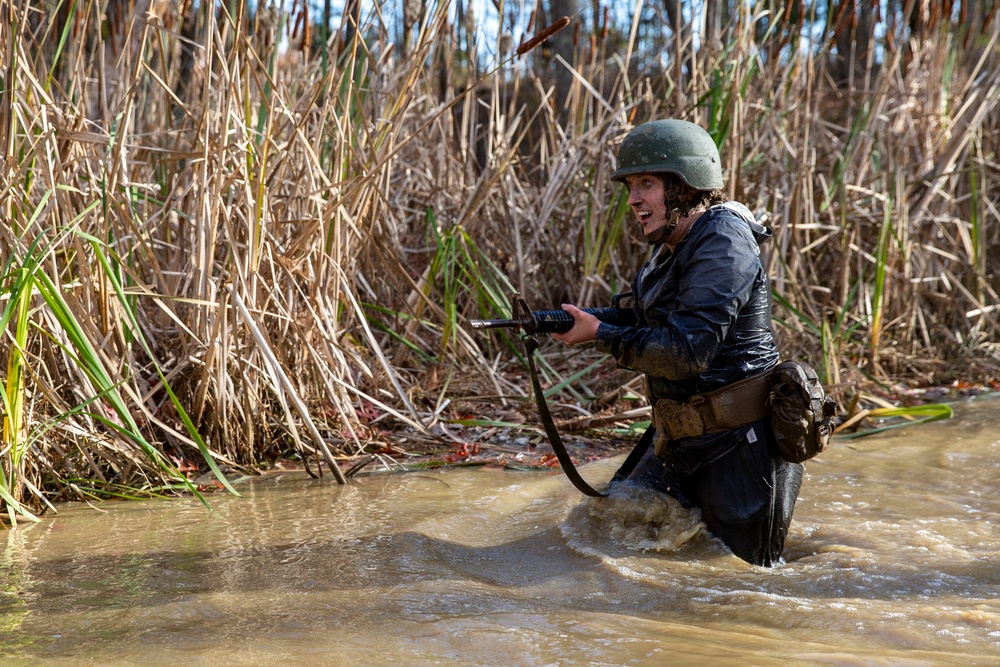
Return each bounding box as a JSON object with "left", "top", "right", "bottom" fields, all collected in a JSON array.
[
  {"left": 469, "top": 292, "right": 636, "bottom": 334},
  {"left": 469, "top": 292, "right": 637, "bottom": 498}
]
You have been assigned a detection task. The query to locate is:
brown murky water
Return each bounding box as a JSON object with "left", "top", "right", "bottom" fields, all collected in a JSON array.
[{"left": 2, "top": 396, "right": 1000, "bottom": 666}]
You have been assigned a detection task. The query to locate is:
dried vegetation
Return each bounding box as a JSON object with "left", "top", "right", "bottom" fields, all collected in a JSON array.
[{"left": 1, "top": 1, "right": 998, "bottom": 518}]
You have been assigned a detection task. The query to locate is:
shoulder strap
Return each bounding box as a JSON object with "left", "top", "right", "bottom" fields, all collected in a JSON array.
[{"left": 522, "top": 335, "right": 608, "bottom": 498}]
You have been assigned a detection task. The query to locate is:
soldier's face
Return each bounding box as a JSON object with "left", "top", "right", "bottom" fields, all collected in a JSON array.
[{"left": 625, "top": 174, "right": 670, "bottom": 241}]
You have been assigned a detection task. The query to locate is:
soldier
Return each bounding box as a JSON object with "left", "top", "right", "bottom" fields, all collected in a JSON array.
[{"left": 552, "top": 119, "right": 803, "bottom": 567}]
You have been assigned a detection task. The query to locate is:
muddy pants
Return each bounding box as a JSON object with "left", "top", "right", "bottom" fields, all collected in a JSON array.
[{"left": 613, "top": 418, "right": 803, "bottom": 567}]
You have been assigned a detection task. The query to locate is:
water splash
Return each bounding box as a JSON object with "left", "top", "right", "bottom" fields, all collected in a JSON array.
[{"left": 566, "top": 481, "right": 704, "bottom": 552}]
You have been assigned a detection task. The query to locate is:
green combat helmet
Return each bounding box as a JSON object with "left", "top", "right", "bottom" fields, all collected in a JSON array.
[{"left": 611, "top": 119, "right": 724, "bottom": 190}]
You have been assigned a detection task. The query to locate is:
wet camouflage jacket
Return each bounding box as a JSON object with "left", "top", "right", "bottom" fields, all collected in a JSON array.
[{"left": 595, "top": 202, "right": 779, "bottom": 403}]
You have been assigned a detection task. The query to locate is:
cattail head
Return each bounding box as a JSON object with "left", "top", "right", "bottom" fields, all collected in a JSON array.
[{"left": 516, "top": 16, "right": 571, "bottom": 57}]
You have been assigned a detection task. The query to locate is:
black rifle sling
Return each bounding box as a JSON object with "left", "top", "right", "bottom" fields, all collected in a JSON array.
[{"left": 522, "top": 335, "right": 608, "bottom": 498}]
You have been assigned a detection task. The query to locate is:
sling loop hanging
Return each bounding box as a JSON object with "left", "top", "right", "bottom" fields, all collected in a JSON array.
[{"left": 521, "top": 335, "right": 607, "bottom": 498}]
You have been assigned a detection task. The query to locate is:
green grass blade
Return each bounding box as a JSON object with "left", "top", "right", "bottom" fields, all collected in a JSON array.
[
  {"left": 840, "top": 404, "right": 954, "bottom": 440},
  {"left": 83, "top": 236, "right": 238, "bottom": 498}
]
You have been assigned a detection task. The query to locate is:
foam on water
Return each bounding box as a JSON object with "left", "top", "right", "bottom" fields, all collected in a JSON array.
[{"left": 566, "top": 480, "right": 704, "bottom": 552}]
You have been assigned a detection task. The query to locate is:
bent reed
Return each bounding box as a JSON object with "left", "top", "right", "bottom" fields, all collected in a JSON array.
[{"left": 1, "top": 1, "right": 998, "bottom": 518}]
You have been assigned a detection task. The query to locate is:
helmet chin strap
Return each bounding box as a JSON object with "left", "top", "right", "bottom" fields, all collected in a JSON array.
[{"left": 643, "top": 211, "right": 681, "bottom": 245}]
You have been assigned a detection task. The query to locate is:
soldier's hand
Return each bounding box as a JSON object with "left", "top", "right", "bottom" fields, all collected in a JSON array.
[{"left": 551, "top": 304, "right": 600, "bottom": 345}]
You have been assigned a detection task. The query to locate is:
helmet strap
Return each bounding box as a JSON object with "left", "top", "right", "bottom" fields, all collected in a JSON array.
[
  {"left": 646, "top": 208, "right": 705, "bottom": 247},
  {"left": 643, "top": 211, "right": 680, "bottom": 245}
]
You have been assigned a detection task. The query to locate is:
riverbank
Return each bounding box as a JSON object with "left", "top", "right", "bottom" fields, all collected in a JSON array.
[{"left": 233, "top": 376, "right": 999, "bottom": 488}]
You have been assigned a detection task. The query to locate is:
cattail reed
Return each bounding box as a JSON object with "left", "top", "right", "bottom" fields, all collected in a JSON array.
[{"left": 516, "top": 16, "right": 570, "bottom": 56}]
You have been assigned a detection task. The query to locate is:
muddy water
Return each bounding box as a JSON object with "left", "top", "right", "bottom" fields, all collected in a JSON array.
[{"left": 2, "top": 396, "right": 999, "bottom": 666}]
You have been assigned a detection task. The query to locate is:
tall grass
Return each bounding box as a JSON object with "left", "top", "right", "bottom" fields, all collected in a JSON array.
[{"left": 1, "top": 1, "right": 998, "bottom": 512}]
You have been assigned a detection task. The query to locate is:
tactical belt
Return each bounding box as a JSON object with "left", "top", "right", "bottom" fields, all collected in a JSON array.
[{"left": 652, "top": 370, "right": 773, "bottom": 456}]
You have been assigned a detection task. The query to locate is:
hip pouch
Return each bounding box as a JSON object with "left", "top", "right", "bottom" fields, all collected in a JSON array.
[
  {"left": 768, "top": 361, "right": 837, "bottom": 463},
  {"left": 652, "top": 371, "right": 772, "bottom": 457}
]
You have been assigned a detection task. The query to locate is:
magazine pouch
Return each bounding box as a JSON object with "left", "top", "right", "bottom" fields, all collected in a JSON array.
[{"left": 768, "top": 361, "right": 837, "bottom": 463}]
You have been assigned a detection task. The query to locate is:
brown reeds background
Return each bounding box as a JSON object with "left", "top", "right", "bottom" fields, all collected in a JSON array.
[{"left": 1, "top": 0, "right": 998, "bottom": 516}]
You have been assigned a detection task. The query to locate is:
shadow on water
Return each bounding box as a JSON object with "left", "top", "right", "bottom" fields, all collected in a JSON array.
[{"left": 6, "top": 520, "right": 997, "bottom": 606}]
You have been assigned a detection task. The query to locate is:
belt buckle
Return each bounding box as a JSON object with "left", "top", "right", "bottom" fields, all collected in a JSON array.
[{"left": 688, "top": 393, "right": 716, "bottom": 432}]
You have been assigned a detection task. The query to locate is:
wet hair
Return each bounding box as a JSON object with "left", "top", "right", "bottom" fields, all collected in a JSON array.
[{"left": 658, "top": 172, "right": 726, "bottom": 218}]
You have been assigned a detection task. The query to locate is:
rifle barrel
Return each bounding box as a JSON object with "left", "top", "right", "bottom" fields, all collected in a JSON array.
[{"left": 468, "top": 318, "right": 518, "bottom": 330}]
